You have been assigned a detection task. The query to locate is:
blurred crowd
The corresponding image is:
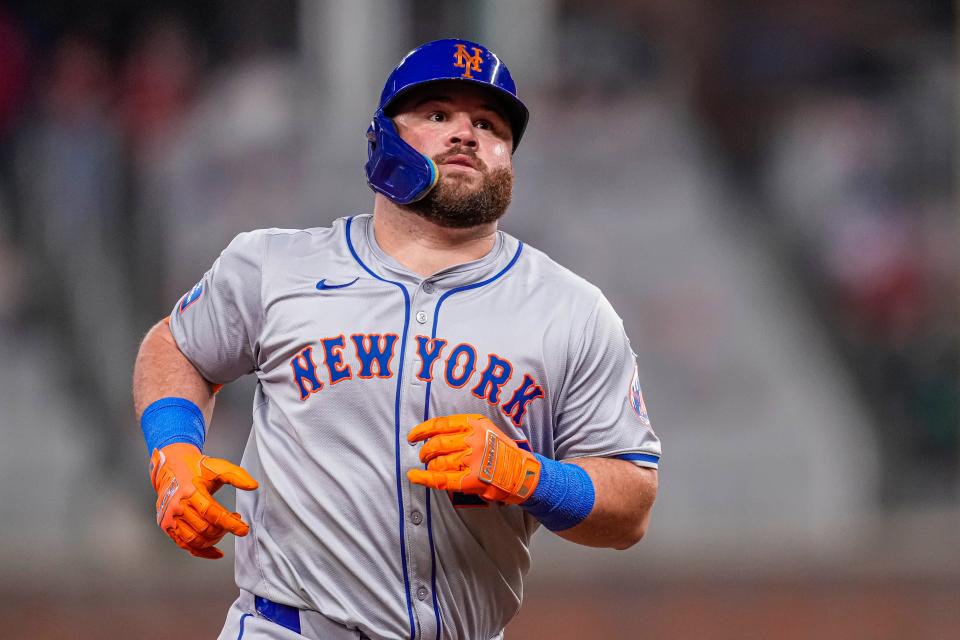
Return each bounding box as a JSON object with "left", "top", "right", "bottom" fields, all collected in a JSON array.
[
  {"left": 0, "top": 4, "right": 302, "bottom": 465},
  {"left": 685, "top": 2, "right": 957, "bottom": 505},
  {"left": 550, "top": 0, "right": 957, "bottom": 507},
  {"left": 0, "top": 0, "right": 954, "bottom": 513}
]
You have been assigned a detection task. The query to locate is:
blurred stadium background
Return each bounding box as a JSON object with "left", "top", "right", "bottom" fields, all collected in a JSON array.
[{"left": 0, "top": 1, "right": 955, "bottom": 638}]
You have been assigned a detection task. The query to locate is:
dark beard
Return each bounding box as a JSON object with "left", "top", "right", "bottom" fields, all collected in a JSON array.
[{"left": 405, "top": 165, "right": 513, "bottom": 229}]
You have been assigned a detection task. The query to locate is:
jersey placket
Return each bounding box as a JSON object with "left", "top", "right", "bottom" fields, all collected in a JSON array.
[
  {"left": 400, "top": 280, "right": 442, "bottom": 640},
  {"left": 401, "top": 248, "right": 524, "bottom": 640},
  {"left": 344, "top": 217, "right": 423, "bottom": 639},
  {"left": 349, "top": 215, "right": 523, "bottom": 640}
]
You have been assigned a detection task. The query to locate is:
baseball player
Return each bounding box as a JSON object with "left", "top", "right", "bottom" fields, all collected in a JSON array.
[{"left": 133, "top": 38, "right": 660, "bottom": 640}]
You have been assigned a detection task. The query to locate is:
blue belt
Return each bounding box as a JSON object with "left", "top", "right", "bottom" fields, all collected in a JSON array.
[{"left": 255, "top": 595, "right": 301, "bottom": 634}]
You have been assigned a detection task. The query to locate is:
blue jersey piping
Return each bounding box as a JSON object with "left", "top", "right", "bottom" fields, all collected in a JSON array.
[
  {"left": 237, "top": 613, "right": 251, "bottom": 640},
  {"left": 422, "top": 240, "right": 524, "bottom": 640},
  {"left": 614, "top": 452, "right": 660, "bottom": 465},
  {"left": 345, "top": 216, "right": 416, "bottom": 640}
]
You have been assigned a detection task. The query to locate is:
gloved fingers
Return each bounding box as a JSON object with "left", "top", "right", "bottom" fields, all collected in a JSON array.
[
  {"left": 186, "top": 486, "right": 251, "bottom": 536},
  {"left": 418, "top": 434, "right": 467, "bottom": 463},
  {"left": 407, "top": 468, "right": 460, "bottom": 491},
  {"left": 178, "top": 504, "right": 210, "bottom": 535},
  {"left": 200, "top": 456, "right": 259, "bottom": 491},
  {"left": 173, "top": 520, "right": 228, "bottom": 557},
  {"left": 168, "top": 518, "right": 205, "bottom": 546},
  {"left": 479, "top": 485, "right": 511, "bottom": 504},
  {"left": 180, "top": 504, "right": 230, "bottom": 543},
  {"left": 408, "top": 415, "right": 477, "bottom": 443},
  {"left": 187, "top": 545, "right": 225, "bottom": 560},
  {"left": 173, "top": 520, "right": 227, "bottom": 555},
  {"left": 170, "top": 531, "right": 225, "bottom": 560},
  {"left": 198, "top": 456, "right": 259, "bottom": 491},
  {"left": 425, "top": 451, "right": 468, "bottom": 472}
]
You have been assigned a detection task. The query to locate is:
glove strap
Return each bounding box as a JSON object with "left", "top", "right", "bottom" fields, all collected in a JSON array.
[
  {"left": 478, "top": 429, "right": 540, "bottom": 500},
  {"left": 521, "top": 455, "right": 595, "bottom": 531},
  {"left": 140, "top": 397, "right": 206, "bottom": 453}
]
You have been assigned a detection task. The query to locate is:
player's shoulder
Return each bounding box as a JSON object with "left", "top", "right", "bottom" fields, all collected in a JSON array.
[
  {"left": 225, "top": 218, "right": 349, "bottom": 260},
  {"left": 513, "top": 238, "right": 604, "bottom": 306},
  {"left": 513, "top": 238, "right": 629, "bottom": 341},
  {"left": 245, "top": 220, "right": 343, "bottom": 246}
]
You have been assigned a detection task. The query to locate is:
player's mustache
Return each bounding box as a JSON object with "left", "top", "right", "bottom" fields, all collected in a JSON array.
[{"left": 433, "top": 147, "right": 486, "bottom": 172}]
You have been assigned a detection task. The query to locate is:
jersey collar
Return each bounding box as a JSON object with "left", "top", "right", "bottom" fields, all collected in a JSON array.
[{"left": 346, "top": 214, "right": 518, "bottom": 289}]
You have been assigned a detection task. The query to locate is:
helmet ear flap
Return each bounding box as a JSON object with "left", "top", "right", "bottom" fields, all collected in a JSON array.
[{"left": 364, "top": 113, "right": 439, "bottom": 205}]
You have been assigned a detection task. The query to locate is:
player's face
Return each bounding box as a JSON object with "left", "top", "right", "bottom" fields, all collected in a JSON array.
[
  {"left": 392, "top": 82, "right": 514, "bottom": 177},
  {"left": 391, "top": 82, "right": 515, "bottom": 228}
]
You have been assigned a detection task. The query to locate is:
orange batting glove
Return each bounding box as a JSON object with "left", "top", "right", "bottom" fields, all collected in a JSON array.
[
  {"left": 149, "top": 443, "right": 258, "bottom": 559},
  {"left": 407, "top": 414, "right": 541, "bottom": 504}
]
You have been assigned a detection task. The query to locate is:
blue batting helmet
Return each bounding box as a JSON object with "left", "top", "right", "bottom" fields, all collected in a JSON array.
[{"left": 365, "top": 38, "right": 529, "bottom": 205}]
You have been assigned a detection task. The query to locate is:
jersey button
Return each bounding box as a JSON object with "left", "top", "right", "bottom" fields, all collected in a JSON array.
[
  {"left": 416, "top": 311, "right": 428, "bottom": 324},
  {"left": 411, "top": 510, "right": 423, "bottom": 525},
  {"left": 416, "top": 587, "right": 428, "bottom": 601},
  {"left": 422, "top": 282, "right": 435, "bottom": 294}
]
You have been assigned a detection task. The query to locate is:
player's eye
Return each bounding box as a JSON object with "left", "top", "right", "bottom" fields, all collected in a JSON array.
[
  {"left": 428, "top": 112, "right": 446, "bottom": 122},
  {"left": 475, "top": 115, "right": 509, "bottom": 139}
]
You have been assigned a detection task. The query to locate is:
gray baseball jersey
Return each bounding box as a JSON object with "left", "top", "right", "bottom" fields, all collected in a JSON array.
[{"left": 169, "top": 214, "right": 660, "bottom": 640}]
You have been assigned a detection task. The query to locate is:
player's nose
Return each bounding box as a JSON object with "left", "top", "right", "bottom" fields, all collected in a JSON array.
[{"left": 446, "top": 112, "right": 478, "bottom": 148}]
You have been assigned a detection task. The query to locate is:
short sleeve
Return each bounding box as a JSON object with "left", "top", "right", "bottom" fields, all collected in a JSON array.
[
  {"left": 553, "top": 294, "right": 661, "bottom": 469},
  {"left": 168, "top": 230, "right": 266, "bottom": 385}
]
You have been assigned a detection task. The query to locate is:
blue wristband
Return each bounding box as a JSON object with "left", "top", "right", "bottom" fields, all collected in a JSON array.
[
  {"left": 521, "top": 454, "right": 595, "bottom": 532},
  {"left": 140, "top": 397, "right": 206, "bottom": 453}
]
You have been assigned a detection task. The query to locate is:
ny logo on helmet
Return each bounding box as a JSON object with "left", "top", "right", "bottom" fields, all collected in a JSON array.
[{"left": 453, "top": 44, "right": 483, "bottom": 79}]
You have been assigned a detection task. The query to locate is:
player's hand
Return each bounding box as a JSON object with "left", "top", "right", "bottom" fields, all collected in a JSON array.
[
  {"left": 148, "top": 443, "right": 258, "bottom": 559},
  {"left": 407, "top": 414, "right": 541, "bottom": 504}
]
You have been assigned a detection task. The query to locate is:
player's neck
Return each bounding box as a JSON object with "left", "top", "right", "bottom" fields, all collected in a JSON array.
[{"left": 371, "top": 204, "right": 498, "bottom": 277}]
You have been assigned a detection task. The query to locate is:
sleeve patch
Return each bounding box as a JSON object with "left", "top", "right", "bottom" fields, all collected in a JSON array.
[
  {"left": 178, "top": 281, "right": 204, "bottom": 314},
  {"left": 628, "top": 365, "right": 650, "bottom": 427}
]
